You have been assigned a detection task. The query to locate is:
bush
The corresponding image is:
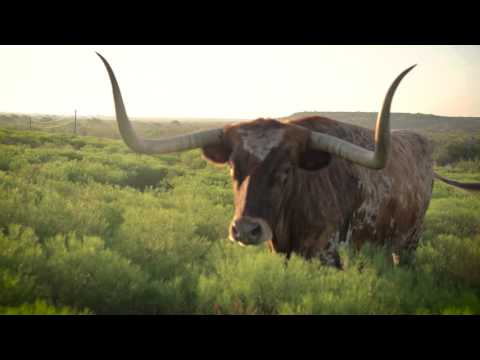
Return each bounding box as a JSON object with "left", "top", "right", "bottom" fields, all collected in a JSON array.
[
  {"left": 0, "top": 300, "right": 91, "bottom": 315},
  {"left": 417, "top": 234, "right": 480, "bottom": 288},
  {"left": 434, "top": 135, "right": 480, "bottom": 165},
  {"left": 452, "top": 159, "right": 480, "bottom": 173},
  {"left": 0, "top": 128, "right": 479, "bottom": 314},
  {"left": 424, "top": 197, "right": 480, "bottom": 240}
]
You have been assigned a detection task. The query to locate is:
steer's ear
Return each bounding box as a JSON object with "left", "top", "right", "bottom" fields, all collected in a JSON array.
[
  {"left": 298, "top": 148, "right": 331, "bottom": 171},
  {"left": 202, "top": 143, "right": 231, "bottom": 164}
]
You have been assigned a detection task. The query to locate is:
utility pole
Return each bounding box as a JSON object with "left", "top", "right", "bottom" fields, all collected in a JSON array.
[{"left": 74, "top": 109, "right": 77, "bottom": 135}]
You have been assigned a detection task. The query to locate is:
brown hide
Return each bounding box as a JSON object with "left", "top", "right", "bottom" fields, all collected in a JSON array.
[
  {"left": 291, "top": 117, "right": 434, "bottom": 256},
  {"left": 204, "top": 116, "right": 434, "bottom": 265}
]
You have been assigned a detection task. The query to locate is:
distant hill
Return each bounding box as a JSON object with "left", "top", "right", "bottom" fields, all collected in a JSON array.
[{"left": 281, "top": 112, "right": 480, "bottom": 133}]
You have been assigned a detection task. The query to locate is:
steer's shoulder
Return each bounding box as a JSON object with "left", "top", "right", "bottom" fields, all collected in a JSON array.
[{"left": 287, "top": 116, "right": 343, "bottom": 131}]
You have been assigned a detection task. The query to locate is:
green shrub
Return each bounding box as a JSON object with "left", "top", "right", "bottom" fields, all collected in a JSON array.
[
  {"left": 424, "top": 197, "right": 480, "bottom": 240},
  {"left": 0, "top": 128, "right": 479, "bottom": 314},
  {"left": 40, "top": 233, "right": 161, "bottom": 314},
  {"left": 0, "top": 300, "right": 91, "bottom": 315},
  {"left": 454, "top": 159, "right": 480, "bottom": 173},
  {"left": 417, "top": 234, "right": 480, "bottom": 288},
  {"left": 434, "top": 135, "right": 480, "bottom": 165}
]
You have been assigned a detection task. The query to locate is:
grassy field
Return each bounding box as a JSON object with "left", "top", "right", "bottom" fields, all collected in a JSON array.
[
  {"left": 0, "top": 112, "right": 234, "bottom": 140},
  {"left": 0, "top": 115, "right": 479, "bottom": 314}
]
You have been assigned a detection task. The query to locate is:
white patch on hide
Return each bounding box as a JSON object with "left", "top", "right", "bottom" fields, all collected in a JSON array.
[
  {"left": 354, "top": 200, "right": 379, "bottom": 228},
  {"left": 389, "top": 218, "right": 395, "bottom": 229},
  {"left": 382, "top": 175, "right": 394, "bottom": 192},
  {"left": 328, "top": 231, "right": 341, "bottom": 249},
  {"left": 237, "top": 128, "right": 285, "bottom": 161},
  {"left": 345, "top": 225, "right": 353, "bottom": 246}
]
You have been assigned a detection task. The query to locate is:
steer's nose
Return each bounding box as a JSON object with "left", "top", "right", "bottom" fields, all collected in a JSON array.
[{"left": 230, "top": 218, "right": 263, "bottom": 245}]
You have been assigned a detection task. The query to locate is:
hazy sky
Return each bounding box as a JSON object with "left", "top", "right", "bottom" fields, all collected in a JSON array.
[{"left": 1, "top": 45, "right": 479, "bottom": 119}]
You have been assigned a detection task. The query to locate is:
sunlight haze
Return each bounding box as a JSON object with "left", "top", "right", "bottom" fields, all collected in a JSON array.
[{"left": 1, "top": 45, "right": 479, "bottom": 119}]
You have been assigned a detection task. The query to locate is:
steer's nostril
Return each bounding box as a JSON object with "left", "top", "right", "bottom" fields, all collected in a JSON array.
[
  {"left": 231, "top": 218, "right": 265, "bottom": 244},
  {"left": 250, "top": 224, "right": 261, "bottom": 237}
]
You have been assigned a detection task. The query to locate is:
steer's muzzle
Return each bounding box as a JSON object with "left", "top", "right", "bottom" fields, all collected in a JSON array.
[{"left": 229, "top": 216, "right": 272, "bottom": 246}]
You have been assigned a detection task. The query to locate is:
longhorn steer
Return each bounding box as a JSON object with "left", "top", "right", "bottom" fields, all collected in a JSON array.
[{"left": 96, "top": 53, "right": 479, "bottom": 268}]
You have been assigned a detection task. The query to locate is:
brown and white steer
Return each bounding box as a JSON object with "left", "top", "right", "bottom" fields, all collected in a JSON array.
[{"left": 96, "top": 53, "right": 479, "bottom": 268}]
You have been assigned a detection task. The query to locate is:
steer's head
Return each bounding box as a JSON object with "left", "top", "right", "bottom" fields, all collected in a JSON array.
[
  {"left": 202, "top": 118, "right": 331, "bottom": 247},
  {"left": 96, "top": 53, "right": 415, "bottom": 248}
]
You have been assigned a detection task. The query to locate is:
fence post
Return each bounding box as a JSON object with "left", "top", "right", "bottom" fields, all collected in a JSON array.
[{"left": 74, "top": 110, "right": 77, "bottom": 135}]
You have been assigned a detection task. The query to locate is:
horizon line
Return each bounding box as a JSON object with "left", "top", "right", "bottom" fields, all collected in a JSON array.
[{"left": 2, "top": 110, "right": 480, "bottom": 120}]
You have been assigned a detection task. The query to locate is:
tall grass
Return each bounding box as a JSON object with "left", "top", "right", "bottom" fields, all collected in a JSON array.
[{"left": 0, "top": 128, "right": 479, "bottom": 314}]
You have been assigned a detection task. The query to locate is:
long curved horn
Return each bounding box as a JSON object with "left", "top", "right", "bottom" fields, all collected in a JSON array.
[
  {"left": 309, "top": 65, "right": 416, "bottom": 169},
  {"left": 96, "top": 53, "right": 224, "bottom": 154}
]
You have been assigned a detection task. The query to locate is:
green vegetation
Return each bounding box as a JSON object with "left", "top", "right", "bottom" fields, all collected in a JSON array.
[
  {"left": 0, "top": 115, "right": 479, "bottom": 314},
  {"left": 285, "top": 111, "right": 480, "bottom": 133},
  {"left": 431, "top": 133, "right": 480, "bottom": 166},
  {"left": 0, "top": 112, "right": 234, "bottom": 140}
]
